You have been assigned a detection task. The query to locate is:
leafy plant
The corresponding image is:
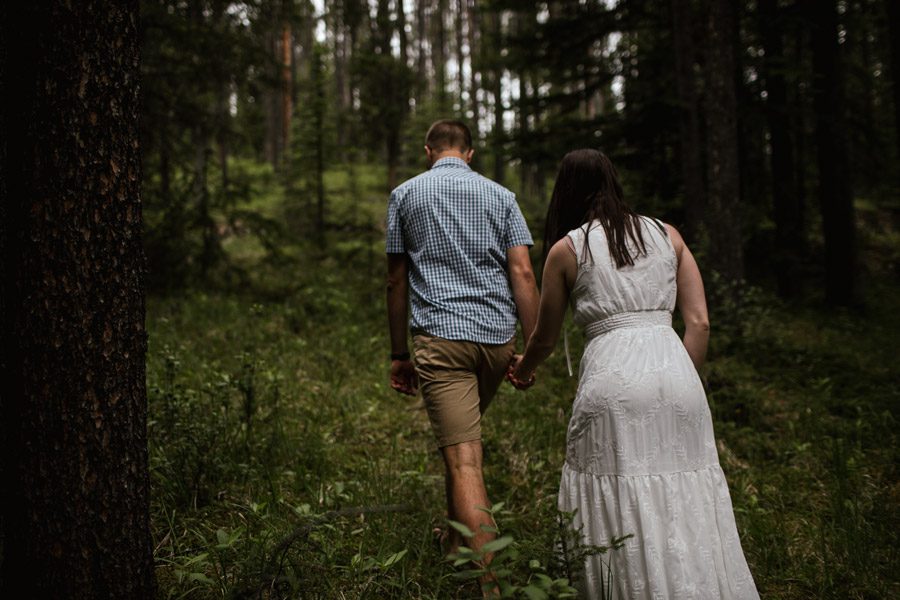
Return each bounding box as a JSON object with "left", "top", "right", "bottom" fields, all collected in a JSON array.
[{"left": 445, "top": 504, "right": 631, "bottom": 599}]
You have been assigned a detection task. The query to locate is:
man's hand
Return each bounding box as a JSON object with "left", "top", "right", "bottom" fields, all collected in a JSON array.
[
  {"left": 506, "top": 354, "right": 535, "bottom": 390},
  {"left": 390, "top": 359, "right": 419, "bottom": 395}
]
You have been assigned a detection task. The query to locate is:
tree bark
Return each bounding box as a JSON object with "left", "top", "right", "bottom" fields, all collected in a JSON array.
[
  {"left": 808, "top": 0, "right": 858, "bottom": 305},
  {"left": 670, "top": 0, "right": 706, "bottom": 243},
  {"left": 0, "top": 2, "right": 155, "bottom": 597},
  {"left": 702, "top": 0, "right": 743, "bottom": 282},
  {"left": 760, "top": 0, "right": 804, "bottom": 297}
]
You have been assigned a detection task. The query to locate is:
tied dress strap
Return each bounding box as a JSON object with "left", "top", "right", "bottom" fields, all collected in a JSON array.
[{"left": 584, "top": 310, "right": 672, "bottom": 340}]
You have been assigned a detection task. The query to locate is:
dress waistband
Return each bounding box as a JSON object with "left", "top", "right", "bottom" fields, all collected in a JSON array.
[{"left": 584, "top": 310, "right": 672, "bottom": 339}]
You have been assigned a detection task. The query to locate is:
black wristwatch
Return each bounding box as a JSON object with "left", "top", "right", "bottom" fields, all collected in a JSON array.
[{"left": 390, "top": 351, "right": 410, "bottom": 361}]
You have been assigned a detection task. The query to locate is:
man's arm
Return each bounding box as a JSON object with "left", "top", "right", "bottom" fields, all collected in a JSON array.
[
  {"left": 386, "top": 253, "right": 418, "bottom": 395},
  {"left": 506, "top": 245, "right": 540, "bottom": 345}
]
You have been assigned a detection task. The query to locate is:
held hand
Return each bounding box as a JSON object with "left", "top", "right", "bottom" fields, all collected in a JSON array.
[
  {"left": 506, "top": 354, "right": 536, "bottom": 390},
  {"left": 390, "top": 359, "right": 419, "bottom": 396}
]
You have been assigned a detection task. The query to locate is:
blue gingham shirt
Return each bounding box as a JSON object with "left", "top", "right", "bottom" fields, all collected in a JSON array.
[{"left": 386, "top": 157, "right": 534, "bottom": 344}]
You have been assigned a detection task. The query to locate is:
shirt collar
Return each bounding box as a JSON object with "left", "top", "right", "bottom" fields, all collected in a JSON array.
[{"left": 431, "top": 156, "right": 471, "bottom": 170}]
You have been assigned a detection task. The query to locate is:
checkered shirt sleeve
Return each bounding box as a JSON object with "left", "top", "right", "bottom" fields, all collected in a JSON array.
[
  {"left": 385, "top": 190, "right": 404, "bottom": 254},
  {"left": 504, "top": 200, "right": 533, "bottom": 248}
]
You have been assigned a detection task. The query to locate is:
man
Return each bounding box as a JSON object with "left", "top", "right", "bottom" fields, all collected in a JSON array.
[{"left": 385, "top": 119, "right": 540, "bottom": 566}]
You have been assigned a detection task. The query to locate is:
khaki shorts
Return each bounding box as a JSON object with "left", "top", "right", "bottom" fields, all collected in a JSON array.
[{"left": 412, "top": 332, "right": 516, "bottom": 448}]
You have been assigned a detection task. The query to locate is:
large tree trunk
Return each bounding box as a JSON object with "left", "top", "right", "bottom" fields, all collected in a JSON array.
[
  {"left": 808, "top": 0, "right": 858, "bottom": 305},
  {"left": 670, "top": 0, "right": 706, "bottom": 243},
  {"left": 760, "top": 0, "right": 804, "bottom": 298},
  {"left": 0, "top": 2, "right": 155, "bottom": 598},
  {"left": 702, "top": 0, "right": 743, "bottom": 282}
]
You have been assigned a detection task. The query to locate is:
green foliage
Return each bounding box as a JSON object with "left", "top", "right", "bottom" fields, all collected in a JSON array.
[
  {"left": 136, "top": 0, "right": 900, "bottom": 592},
  {"left": 445, "top": 504, "right": 632, "bottom": 599},
  {"left": 145, "top": 156, "right": 900, "bottom": 599}
]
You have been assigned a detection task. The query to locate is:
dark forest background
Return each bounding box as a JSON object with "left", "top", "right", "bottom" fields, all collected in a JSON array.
[
  {"left": 140, "top": 0, "right": 900, "bottom": 305},
  {"left": 1, "top": 1, "right": 898, "bottom": 598}
]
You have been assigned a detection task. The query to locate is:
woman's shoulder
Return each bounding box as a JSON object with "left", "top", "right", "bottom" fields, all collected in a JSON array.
[
  {"left": 564, "top": 222, "right": 588, "bottom": 242},
  {"left": 636, "top": 215, "right": 684, "bottom": 262},
  {"left": 566, "top": 219, "right": 602, "bottom": 238},
  {"left": 636, "top": 214, "right": 667, "bottom": 232}
]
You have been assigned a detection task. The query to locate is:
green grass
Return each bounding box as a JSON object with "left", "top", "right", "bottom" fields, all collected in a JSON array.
[{"left": 147, "top": 160, "right": 899, "bottom": 599}]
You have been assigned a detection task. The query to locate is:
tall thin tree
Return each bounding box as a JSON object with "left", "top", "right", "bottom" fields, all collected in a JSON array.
[
  {"left": 808, "top": 0, "right": 858, "bottom": 305},
  {"left": 760, "top": 0, "right": 804, "bottom": 297},
  {"left": 884, "top": 0, "right": 900, "bottom": 160},
  {"left": 702, "top": 0, "right": 743, "bottom": 282},
  {"left": 670, "top": 0, "right": 706, "bottom": 243}
]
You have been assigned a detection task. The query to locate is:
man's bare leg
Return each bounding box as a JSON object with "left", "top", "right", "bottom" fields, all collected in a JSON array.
[{"left": 441, "top": 440, "right": 498, "bottom": 595}]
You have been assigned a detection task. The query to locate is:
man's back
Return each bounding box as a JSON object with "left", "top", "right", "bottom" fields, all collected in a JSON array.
[{"left": 386, "top": 156, "right": 533, "bottom": 344}]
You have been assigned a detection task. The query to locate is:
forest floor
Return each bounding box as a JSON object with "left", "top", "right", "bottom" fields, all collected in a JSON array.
[{"left": 147, "top": 162, "right": 900, "bottom": 599}]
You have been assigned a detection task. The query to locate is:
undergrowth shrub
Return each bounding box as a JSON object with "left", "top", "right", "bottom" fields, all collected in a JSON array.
[
  {"left": 446, "top": 504, "right": 631, "bottom": 599},
  {"left": 148, "top": 347, "right": 289, "bottom": 510}
]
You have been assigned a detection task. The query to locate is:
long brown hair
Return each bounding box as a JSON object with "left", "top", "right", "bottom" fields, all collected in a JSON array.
[{"left": 542, "top": 149, "right": 658, "bottom": 269}]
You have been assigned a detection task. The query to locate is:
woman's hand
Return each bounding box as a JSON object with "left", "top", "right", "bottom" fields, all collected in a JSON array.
[{"left": 506, "top": 354, "right": 536, "bottom": 390}]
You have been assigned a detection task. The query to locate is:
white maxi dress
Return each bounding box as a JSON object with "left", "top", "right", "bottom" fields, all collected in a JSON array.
[{"left": 558, "top": 217, "right": 759, "bottom": 599}]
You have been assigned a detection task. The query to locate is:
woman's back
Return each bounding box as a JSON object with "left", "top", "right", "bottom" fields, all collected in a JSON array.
[{"left": 566, "top": 216, "right": 677, "bottom": 330}]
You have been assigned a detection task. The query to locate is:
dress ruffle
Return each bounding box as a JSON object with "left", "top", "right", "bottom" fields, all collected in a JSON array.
[{"left": 559, "top": 463, "right": 759, "bottom": 599}]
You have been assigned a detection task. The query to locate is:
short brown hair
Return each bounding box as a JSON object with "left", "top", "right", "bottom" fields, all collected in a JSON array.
[{"left": 425, "top": 119, "right": 473, "bottom": 152}]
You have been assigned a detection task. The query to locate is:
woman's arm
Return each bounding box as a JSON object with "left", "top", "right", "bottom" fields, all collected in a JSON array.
[
  {"left": 666, "top": 224, "right": 710, "bottom": 370},
  {"left": 511, "top": 237, "right": 577, "bottom": 383}
]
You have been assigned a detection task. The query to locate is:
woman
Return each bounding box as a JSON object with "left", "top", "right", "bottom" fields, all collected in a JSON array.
[{"left": 509, "top": 150, "right": 759, "bottom": 599}]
